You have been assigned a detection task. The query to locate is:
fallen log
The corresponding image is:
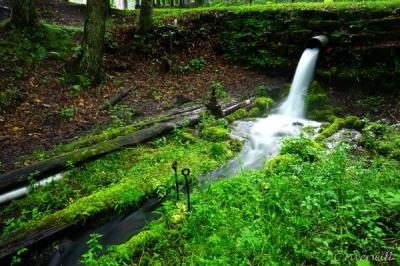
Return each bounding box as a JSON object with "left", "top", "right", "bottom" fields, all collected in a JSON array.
[
  {"left": 0, "top": 98, "right": 253, "bottom": 194},
  {"left": 99, "top": 85, "right": 136, "bottom": 110},
  {"left": 53, "top": 102, "right": 206, "bottom": 154},
  {"left": 0, "top": 97, "right": 253, "bottom": 260}
]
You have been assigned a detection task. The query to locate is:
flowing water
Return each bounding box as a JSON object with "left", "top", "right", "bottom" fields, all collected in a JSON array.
[
  {"left": 279, "top": 48, "right": 320, "bottom": 118},
  {"left": 51, "top": 47, "right": 322, "bottom": 265}
]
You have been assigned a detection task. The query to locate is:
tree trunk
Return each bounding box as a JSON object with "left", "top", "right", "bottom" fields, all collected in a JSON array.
[
  {"left": 179, "top": 0, "right": 184, "bottom": 7},
  {"left": 10, "top": 0, "right": 36, "bottom": 28},
  {"left": 135, "top": 0, "right": 140, "bottom": 9},
  {"left": 70, "top": 0, "right": 107, "bottom": 85},
  {"left": 137, "top": 0, "right": 153, "bottom": 35}
]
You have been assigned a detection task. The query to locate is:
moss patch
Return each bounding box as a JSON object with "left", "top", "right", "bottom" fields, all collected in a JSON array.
[{"left": 305, "top": 81, "right": 335, "bottom": 122}]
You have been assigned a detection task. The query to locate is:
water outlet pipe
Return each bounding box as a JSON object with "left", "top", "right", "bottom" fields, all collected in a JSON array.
[{"left": 305, "top": 35, "right": 329, "bottom": 49}]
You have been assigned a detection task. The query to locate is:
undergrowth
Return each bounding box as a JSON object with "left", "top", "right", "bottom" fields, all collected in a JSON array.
[
  {"left": 94, "top": 131, "right": 400, "bottom": 265},
  {"left": 0, "top": 114, "right": 237, "bottom": 238},
  {"left": 0, "top": 23, "right": 79, "bottom": 65}
]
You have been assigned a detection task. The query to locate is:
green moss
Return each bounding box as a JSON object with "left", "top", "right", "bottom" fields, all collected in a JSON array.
[
  {"left": 280, "top": 136, "right": 322, "bottom": 162},
  {"left": 181, "top": 131, "right": 197, "bottom": 143},
  {"left": 359, "top": 122, "right": 400, "bottom": 160},
  {"left": 0, "top": 130, "right": 236, "bottom": 241},
  {"left": 304, "top": 81, "right": 335, "bottom": 122},
  {"left": 264, "top": 154, "right": 301, "bottom": 175},
  {"left": 98, "top": 223, "right": 166, "bottom": 265},
  {"left": 315, "top": 116, "right": 365, "bottom": 142},
  {"left": 248, "top": 107, "right": 261, "bottom": 117},
  {"left": 225, "top": 108, "right": 247, "bottom": 123},
  {"left": 279, "top": 84, "right": 291, "bottom": 101},
  {"left": 228, "top": 138, "right": 244, "bottom": 153},
  {"left": 210, "top": 143, "right": 233, "bottom": 158},
  {"left": 96, "top": 140, "right": 400, "bottom": 265},
  {"left": 202, "top": 126, "right": 231, "bottom": 142},
  {"left": 255, "top": 85, "right": 270, "bottom": 97},
  {"left": 253, "top": 97, "right": 274, "bottom": 114}
]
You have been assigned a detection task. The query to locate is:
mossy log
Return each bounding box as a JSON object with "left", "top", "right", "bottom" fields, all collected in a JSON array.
[
  {"left": 0, "top": 98, "right": 253, "bottom": 260},
  {"left": 0, "top": 98, "right": 253, "bottom": 194}
]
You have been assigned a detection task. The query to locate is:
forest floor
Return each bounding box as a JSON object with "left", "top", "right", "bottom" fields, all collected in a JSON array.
[
  {"left": 0, "top": 0, "right": 399, "bottom": 173},
  {"left": 0, "top": 0, "right": 284, "bottom": 172}
]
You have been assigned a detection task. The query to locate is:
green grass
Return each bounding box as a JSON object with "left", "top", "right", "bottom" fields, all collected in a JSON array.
[
  {"left": 95, "top": 134, "right": 400, "bottom": 265},
  {"left": 149, "top": 1, "right": 400, "bottom": 21}
]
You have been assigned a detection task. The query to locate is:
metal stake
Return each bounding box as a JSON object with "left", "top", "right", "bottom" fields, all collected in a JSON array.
[
  {"left": 172, "top": 161, "right": 179, "bottom": 201},
  {"left": 181, "top": 168, "right": 191, "bottom": 212}
]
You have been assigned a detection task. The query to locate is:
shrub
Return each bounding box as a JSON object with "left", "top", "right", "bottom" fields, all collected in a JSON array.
[{"left": 190, "top": 57, "right": 205, "bottom": 70}]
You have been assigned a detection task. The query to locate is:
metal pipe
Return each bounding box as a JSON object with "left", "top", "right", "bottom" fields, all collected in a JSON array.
[
  {"left": 305, "top": 35, "right": 329, "bottom": 49},
  {"left": 0, "top": 173, "right": 63, "bottom": 205}
]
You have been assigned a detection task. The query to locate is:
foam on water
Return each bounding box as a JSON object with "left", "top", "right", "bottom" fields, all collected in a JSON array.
[{"left": 232, "top": 48, "right": 322, "bottom": 168}]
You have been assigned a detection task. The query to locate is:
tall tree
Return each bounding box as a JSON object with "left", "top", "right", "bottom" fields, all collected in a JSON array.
[
  {"left": 70, "top": 0, "right": 107, "bottom": 85},
  {"left": 10, "top": 0, "right": 37, "bottom": 28},
  {"left": 137, "top": 0, "right": 153, "bottom": 35}
]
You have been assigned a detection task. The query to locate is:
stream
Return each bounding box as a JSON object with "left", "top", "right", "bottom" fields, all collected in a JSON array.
[{"left": 50, "top": 47, "right": 323, "bottom": 265}]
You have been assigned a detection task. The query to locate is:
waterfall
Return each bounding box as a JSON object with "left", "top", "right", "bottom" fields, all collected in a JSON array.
[
  {"left": 232, "top": 47, "right": 322, "bottom": 168},
  {"left": 278, "top": 48, "right": 320, "bottom": 118}
]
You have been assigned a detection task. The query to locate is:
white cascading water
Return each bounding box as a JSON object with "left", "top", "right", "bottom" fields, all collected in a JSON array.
[
  {"left": 279, "top": 48, "right": 320, "bottom": 118},
  {"left": 231, "top": 48, "right": 322, "bottom": 169}
]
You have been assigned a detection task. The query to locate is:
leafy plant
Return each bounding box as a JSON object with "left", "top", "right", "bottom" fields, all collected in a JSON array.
[
  {"left": 190, "top": 57, "right": 205, "bottom": 70},
  {"left": 81, "top": 233, "right": 103, "bottom": 266},
  {"left": 78, "top": 75, "right": 92, "bottom": 89},
  {"left": 58, "top": 107, "right": 75, "bottom": 120},
  {"left": 71, "top": 84, "right": 81, "bottom": 97},
  {"left": 211, "top": 81, "right": 229, "bottom": 99},
  {"left": 10, "top": 247, "right": 28, "bottom": 266},
  {"left": 109, "top": 104, "right": 134, "bottom": 126},
  {"left": 15, "top": 66, "right": 24, "bottom": 78},
  {"left": 0, "top": 86, "right": 21, "bottom": 108}
]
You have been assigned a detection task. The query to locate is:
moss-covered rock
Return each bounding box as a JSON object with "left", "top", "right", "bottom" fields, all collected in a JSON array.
[
  {"left": 264, "top": 154, "right": 301, "bottom": 175},
  {"left": 280, "top": 137, "right": 323, "bottom": 162},
  {"left": 315, "top": 116, "right": 365, "bottom": 142},
  {"left": 210, "top": 143, "right": 233, "bottom": 158},
  {"left": 253, "top": 97, "right": 274, "bottom": 113},
  {"left": 305, "top": 81, "right": 335, "bottom": 122},
  {"left": 225, "top": 108, "right": 247, "bottom": 123},
  {"left": 228, "top": 138, "right": 244, "bottom": 153},
  {"left": 202, "top": 126, "right": 231, "bottom": 142},
  {"left": 248, "top": 107, "right": 261, "bottom": 117}
]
